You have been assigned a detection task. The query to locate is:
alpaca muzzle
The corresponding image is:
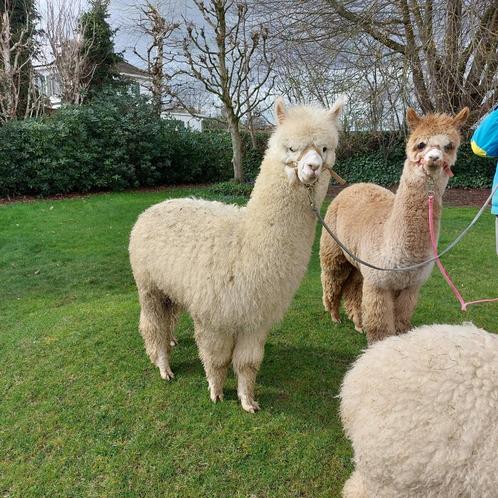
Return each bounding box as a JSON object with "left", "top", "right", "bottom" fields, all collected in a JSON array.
[
  {"left": 418, "top": 153, "right": 454, "bottom": 177},
  {"left": 297, "top": 146, "right": 323, "bottom": 184}
]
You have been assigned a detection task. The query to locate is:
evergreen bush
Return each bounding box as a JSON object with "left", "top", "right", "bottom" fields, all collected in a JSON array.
[{"left": 0, "top": 95, "right": 493, "bottom": 198}]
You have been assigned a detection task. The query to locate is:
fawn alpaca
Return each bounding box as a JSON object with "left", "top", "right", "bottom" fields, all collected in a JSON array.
[{"left": 320, "top": 107, "right": 469, "bottom": 342}]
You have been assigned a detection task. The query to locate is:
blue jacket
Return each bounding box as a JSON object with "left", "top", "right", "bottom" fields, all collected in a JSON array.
[
  {"left": 492, "top": 167, "right": 498, "bottom": 215},
  {"left": 471, "top": 106, "right": 498, "bottom": 214}
]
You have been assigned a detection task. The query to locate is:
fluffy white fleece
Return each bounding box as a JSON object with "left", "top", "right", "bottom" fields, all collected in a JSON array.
[
  {"left": 340, "top": 322, "right": 498, "bottom": 498},
  {"left": 129, "top": 97, "right": 346, "bottom": 412}
]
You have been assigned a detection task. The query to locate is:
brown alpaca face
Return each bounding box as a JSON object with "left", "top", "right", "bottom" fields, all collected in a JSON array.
[
  {"left": 408, "top": 133, "right": 459, "bottom": 177},
  {"left": 405, "top": 107, "right": 469, "bottom": 178}
]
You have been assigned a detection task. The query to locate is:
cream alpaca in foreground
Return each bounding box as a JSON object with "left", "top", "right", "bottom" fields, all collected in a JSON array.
[
  {"left": 129, "top": 97, "right": 346, "bottom": 412},
  {"left": 340, "top": 323, "right": 498, "bottom": 498},
  {"left": 320, "top": 107, "right": 469, "bottom": 342}
]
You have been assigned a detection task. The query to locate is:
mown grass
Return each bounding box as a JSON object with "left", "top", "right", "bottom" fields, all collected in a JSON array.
[{"left": 1, "top": 187, "right": 497, "bottom": 497}]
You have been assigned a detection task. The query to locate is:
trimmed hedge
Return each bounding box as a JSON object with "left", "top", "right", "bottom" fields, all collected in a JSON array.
[
  {"left": 0, "top": 94, "right": 237, "bottom": 197},
  {"left": 0, "top": 94, "right": 495, "bottom": 198},
  {"left": 334, "top": 133, "right": 496, "bottom": 189}
]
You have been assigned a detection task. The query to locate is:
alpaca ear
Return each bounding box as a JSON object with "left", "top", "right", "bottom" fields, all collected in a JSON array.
[
  {"left": 406, "top": 107, "right": 421, "bottom": 130},
  {"left": 452, "top": 107, "right": 470, "bottom": 128},
  {"left": 275, "top": 97, "right": 286, "bottom": 125},
  {"left": 329, "top": 95, "right": 348, "bottom": 120}
]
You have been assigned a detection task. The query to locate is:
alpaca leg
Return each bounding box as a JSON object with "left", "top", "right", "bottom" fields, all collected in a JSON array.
[
  {"left": 394, "top": 287, "right": 420, "bottom": 334},
  {"left": 138, "top": 289, "right": 180, "bottom": 381},
  {"left": 195, "top": 325, "right": 234, "bottom": 403},
  {"left": 320, "top": 241, "right": 352, "bottom": 322},
  {"left": 361, "top": 281, "right": 395, "bottom": 343},
  {"left": 343, "top": 270, "right": 363, "bottom": 332},
  {"left": 232, "top": 330, "right": 267, "bottom": 413}
]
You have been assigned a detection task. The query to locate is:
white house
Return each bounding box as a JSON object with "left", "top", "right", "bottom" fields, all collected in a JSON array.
[
  {"left": 34, "top": 59, "right": 204, "bottom": 131},
  {"left": 34, "top": 62, "right": 61, "bottom": 109},
  {"left": 161, "top": 107, "right": 204, "bottom": 131}
]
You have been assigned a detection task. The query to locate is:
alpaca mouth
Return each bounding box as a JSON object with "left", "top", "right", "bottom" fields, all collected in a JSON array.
[
  {"left": 423, "top": 160, "right": 454, "bottom": 178},
  {"left": 299, "top": 170, "right": 320, "bottom": 184},
  {"left": 298, "top": 164, "right": 322, "bottom": 184}
]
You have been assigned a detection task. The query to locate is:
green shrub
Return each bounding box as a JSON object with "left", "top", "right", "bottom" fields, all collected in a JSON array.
[
  {"left": 0, "top": 94, "right": 236, "bottom": 197},
  {"left": 0, "top": 95, "right": 494, "bottom": 198},
  {"left": 0, "top": 93, "right": 163, "bottom": 196},
  {"left": 450, "top": 145, "right": 496, "bottom": 188},
  {"left": 334, "top": 134, "right": 495, "bottom": 188}
]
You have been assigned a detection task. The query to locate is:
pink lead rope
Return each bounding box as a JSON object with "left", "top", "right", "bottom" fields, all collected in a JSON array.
[{"left": 428, "top": 194, "right": 498, "bottom": 311}]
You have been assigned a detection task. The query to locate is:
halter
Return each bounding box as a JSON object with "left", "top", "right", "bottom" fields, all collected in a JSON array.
[
  {"left": 308, "top": 164, "right": 498, "bottom": 310},
  {"left": 285, "top": 144, "right": 347, "bottom": 186}
]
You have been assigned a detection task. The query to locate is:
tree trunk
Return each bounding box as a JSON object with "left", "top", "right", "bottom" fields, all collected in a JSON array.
[
  {"left": 247, "top": 111, "right": 257, "bottom": 150},
  {"left": 228, "top": 115, "right": 244, "bottom": 182},
  {"left": 151, "top": 25, "right": 164, "bottom": 117}
]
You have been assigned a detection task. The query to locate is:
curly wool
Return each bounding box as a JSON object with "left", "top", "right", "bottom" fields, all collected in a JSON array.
[
  {"left": 129, "top": 99, "right": 345, "bottom": 411},
  {"left": 340, "top": 323, "right": 498, "bottom": 497}
]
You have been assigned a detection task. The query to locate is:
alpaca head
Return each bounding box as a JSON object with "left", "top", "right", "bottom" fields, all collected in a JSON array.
[
  {"left": 268, "top": 96, "right": 347, "bottom": 185},
  {"left": 405, "top": 107, "right": 470, "bottom": 180}
]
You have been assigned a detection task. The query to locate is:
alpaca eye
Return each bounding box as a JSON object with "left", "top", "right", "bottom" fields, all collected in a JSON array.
[
  {"left": 444, "top": 142, "right": 454, "bottom": 151},
  {"left": 288, "top": 146, "right": 296, "bottom": 153},
  {"left": 322, "top": 147, "right": 328, "bottom": 153},
  {"left": 417, "top": 142, "right": 426, "bottom": 150}
]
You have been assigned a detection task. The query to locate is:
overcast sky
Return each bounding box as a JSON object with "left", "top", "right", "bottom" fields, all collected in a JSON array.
[{"left": 37, "top": 0, "right": 200, "bottom": 68}]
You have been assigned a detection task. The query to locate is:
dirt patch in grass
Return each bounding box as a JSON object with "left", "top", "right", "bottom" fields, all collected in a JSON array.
[{"left": 1, "top": 183, "right": 493, "bottom": 208}]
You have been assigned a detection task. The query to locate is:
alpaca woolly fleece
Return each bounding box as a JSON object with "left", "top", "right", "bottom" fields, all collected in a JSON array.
[
  {"left": 340, "top": 323, "right": 498, "bottom": 498},
  {"left": 320, "top": 108, "right": 469, "bottom": 342},
  {"left": 129, "top": 97, "right": 346, "bottom": 412}
]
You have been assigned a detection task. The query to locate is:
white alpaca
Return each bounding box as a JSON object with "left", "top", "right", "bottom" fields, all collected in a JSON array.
[
  {"left": 129, "top": 97, "right": 346, "bottom": 412},
  {"left": 340, "top": 323, "right": 498, "bottom": 497}
]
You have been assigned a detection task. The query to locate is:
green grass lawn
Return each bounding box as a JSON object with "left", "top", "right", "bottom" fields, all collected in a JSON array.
[{"left": 1, "top": 187, "right": 497, "bottom": 497}]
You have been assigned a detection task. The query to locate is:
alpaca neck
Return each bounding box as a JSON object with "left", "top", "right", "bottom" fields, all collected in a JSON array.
[
  {"left": 243, "top": 152, "right": 329, "bottom": 266},
  {"left": 387, "top": 159, "right": 447, "bottom": 257}
]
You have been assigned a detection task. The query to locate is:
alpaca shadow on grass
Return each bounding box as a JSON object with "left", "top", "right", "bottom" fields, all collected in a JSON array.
[
  {"left": 151, "top": 314, "right": 367, "bottom": 426},
  {"left": 166, "top": 326, "right": 366, "bottom": 427},
  {"left": 166, "top": 335, "right": 203, "bottom": 377},
  {"left": 256, "top": 340, "right": 364, "bottom": 426}
]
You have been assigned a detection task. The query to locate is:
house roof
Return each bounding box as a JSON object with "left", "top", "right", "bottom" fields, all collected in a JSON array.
[
  {"left": 34, "top": 59, "right": 150, "bottom": 78},
  {"left": 116, "top": 61, "right": 150, "bottom": 77}
]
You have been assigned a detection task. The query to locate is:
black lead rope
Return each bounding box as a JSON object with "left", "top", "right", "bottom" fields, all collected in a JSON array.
[{"left": 305, "top": 184, "right": 497, "bottom": 273}]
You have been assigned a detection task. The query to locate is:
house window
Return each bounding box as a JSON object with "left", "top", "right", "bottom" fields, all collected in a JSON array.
[
  {"left": 128, "top": 81, "right": 140, "bottom": 97},
  {"left": 36, "top": 74, "right": 47, "bottom": 94},
  {"left": 36, "top": 72, "right": 61, "bottom": 97},
  {"left": 48, "top": 75, "right": 61, "bottom": 96}
]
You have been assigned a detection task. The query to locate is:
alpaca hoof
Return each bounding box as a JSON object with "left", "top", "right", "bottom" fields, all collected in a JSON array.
[
  {"left": 330, "top": 313, "right": 341, "bottom": 324},
  {"left": 241, "top": 398, "right": 260, "bottom": 413},
  {"left": 160, "top": 368, "right": 175, "bottom": 381},
  {"left": 209, "top": 386, "right": 224, "bottom": 403},
  {"left": 354, "top": 325, "right": 364, "bottom": 333},
  {"left": 170, "top": 337, "right": 178, "bottom": 347},
  {"left": 396, "top": 322, "right": 412, "bottom": 335}
]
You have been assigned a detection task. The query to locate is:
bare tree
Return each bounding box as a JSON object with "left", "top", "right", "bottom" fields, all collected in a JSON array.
[
  {"left": 255, "top": 0, "right": 498, "bottom": 131},
  {"left": 133, "top": 1, "right": 179, "bottom": 115},
  {"left": 45, "top": 0, "right": 97, "bottom": 105},
  {"left": 253, "top": 0, "right": 411, "bottom": 132},
  {"left": 325, "top": 0, "right": 498, "bottom": 125},
  {"left": 0, "top": 0, "right": 41, "bottom": 122},
  {"left": 180, "top": 0, "right": 275, "bottom": 182}
]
